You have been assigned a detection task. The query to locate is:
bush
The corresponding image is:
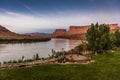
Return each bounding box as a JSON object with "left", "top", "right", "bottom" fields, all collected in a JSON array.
[
  {"left": 86, "top": 23, "right": 112, "bottom": 54},
  {"left": 57, "top": 56, "right": 67, "bottom": 63}
]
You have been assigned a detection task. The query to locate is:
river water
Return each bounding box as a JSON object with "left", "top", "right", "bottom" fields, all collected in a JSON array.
[{"left": 0, "top": 38, "right": 81, "bottom": 62}]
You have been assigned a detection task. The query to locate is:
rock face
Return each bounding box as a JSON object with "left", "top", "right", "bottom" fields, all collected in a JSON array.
[
  {"left": 52, "top": 24, "right": 120, "bottom": 39},
  {"left": 109, "top": 24, "right": 120, "bottom": 32},
  {"left": 68, "top": 24, "right": 119, "bottom": 35},
  {"left": 68, "top": 25, "right": 90, "bottom": 35},
  {"left": 52, "top": 29, "right": 67, "bottom": 37}
]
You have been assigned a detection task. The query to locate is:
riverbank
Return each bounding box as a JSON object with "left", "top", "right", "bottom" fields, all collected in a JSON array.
[
  {"left": 0, "top": 50, "right": 120, "bottom": 80},
  {"left": 0, "top": 54, "right": 93, "bottom": 69},
  {"left": 55, "top": 34, "right": 86, "bottom": 40},
  {"left": 0, "top": 38, "right": 51, "bottom": 43}
]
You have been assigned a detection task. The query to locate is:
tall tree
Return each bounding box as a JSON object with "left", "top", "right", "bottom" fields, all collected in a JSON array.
[
  {"left": 114, "top": 30, "right": 120, "bottom": 48},
  {"left": 86, "top": 23, "right": 111, "bottom": 54}
]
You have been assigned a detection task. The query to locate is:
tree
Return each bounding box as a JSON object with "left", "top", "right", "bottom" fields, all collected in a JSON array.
[
  {"left": 114, "top": 30, "right": 120, "bottom": 48},
  {"left": 33, "top": 53, "right": 40, "bottom": 60},
  {"left": 99, "top": 24, "right": 112, "bottom": 50},
  {"left": 22, "top": 56, "right": 24, "bottom": 61},
  {"left": 86, "top": 23, "right": 112, "bottom": 54},
  {"left": 36, "top": 53, "right": 39, "bottom": 60}
]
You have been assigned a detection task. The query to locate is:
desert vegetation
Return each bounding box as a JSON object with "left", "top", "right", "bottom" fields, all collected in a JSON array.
[{"left": 86, "top": 23, "right": 120, "bottom": 54}]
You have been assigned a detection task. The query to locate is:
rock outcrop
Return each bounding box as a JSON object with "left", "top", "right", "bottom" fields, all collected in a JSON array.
[
  {"left": 109, "top": 24, "right": 120, "bottom": 32},
  {"left": 68, "top": 24, "right": 119, "bottom": 35},
  {"left": 52, "top": 24, "right": 120, "bottom": 39},
  {"left": 67, "top": 25, "right": 90, "bottom": 35},
  {"left": 52, "top": 29, "right": 67, "bottom": 37}
]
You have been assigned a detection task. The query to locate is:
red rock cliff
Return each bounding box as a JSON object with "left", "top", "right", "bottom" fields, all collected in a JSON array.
[
  {"left": 52, "top": 24, "right": 120, "bottom": 38},
  {"left": 67, "top": 24, "right": 120, "bottom": 35},
  {"left": 109, "top": 24, "right": 120, "bottom": 32},
  {"left": 68, "top": 25, "right": 90, "bottom": 35},
  {"left": 52, "top": 29, "right": 67, "bottom": 37}
]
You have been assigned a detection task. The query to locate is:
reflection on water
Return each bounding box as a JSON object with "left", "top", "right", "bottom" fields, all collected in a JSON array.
[{"left": 0, "top": 38, "right": 81, "bottom": 62}]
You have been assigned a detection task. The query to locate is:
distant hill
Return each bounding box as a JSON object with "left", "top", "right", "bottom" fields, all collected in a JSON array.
[
  {"left": 0, "top": 25, "right": 32, "bottom": 39},
  {"left": 0, "top": 25, "right": 51, "bottom": 39},
  {"left": 0, "top": 25, "right": 11, "bottom": 32},
  {"left": 0, "top": 25, "right": 51, "bottom": 43},
  {"left": 0, "top": 25, "right": 17, "bottom": 36}
]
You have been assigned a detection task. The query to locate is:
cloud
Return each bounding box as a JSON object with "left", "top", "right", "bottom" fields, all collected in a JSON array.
[
  {"left": 16, "top": 0, "right": 39, "bottom": 15},
  {"left": 0, "top": 10, "right": 120, "bottom": 33},
  {"left": 5, "top": 11, "right": 24, "bottom": 16},
  {"left": 0, "top": 8, "right": 11, "bottom": 12},
  {"left": 0, "top": 8, "right": 24, "bottom": 16}
]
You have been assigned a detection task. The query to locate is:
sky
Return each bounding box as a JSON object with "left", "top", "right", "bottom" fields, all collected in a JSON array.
[{"left": 0, "top": 0, "right": 120, "bottom": 33}]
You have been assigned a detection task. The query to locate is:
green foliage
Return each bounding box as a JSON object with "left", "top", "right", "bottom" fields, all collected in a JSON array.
[
  {"left": 22, "top": 56, "right": 24, "bottom": 61},
  {"left": 12, "top": 60, "right": 17, "bottom": 63},
  {"left": 3, "top": 61, "right": 7, "bottom": 64},
  {"left": 75, "top": 44, "right": 88, "bottom": 53},
  {"left": 49, "top": 49, "right": 62, "bottom": 59},
  {"left": 86, "top": 23, "right": 112, "bottom": 53},
  {"left": 110, "top": 33, "right": 116, "bottom": 48},
  {"left": 33, "top": 53, "right": 40, "bottom": 60},
  {"left": 24, "top": 59, "right": 34, "bottom": 62},
  {"left": 18, "top": 59, "right": 23, "bottom": 63},
  {"left": 114, "top": 30, "right": 120, "bottom": 47},
  {"left": 36, "top": 53, "right": 40, "bottom": 60},
  {"left": 57, "top": 56, "right": 67, "bottom": 63},
  {"left": 2, "top": 54, "right": 41, "bottom": 65}
]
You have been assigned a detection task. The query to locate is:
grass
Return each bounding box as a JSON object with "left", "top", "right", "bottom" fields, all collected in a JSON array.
[{"left": 1, "top": 50, "right": 120, "bottom": 80}]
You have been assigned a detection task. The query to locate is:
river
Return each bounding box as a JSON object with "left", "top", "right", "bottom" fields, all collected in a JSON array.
[{"left": 0, "top": 38, "right": 81, "bottom": 62}]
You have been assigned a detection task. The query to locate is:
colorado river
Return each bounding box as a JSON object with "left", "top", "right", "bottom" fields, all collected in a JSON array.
[{"left": 0, "top": 38, "right": 81, "bottom": 62}]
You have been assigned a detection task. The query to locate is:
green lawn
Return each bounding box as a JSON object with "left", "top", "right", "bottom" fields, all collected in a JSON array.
[{"left": 1, "top": 50, "right": 120, "bottom": 80}]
